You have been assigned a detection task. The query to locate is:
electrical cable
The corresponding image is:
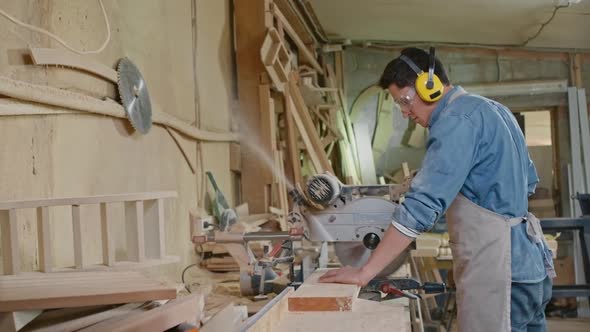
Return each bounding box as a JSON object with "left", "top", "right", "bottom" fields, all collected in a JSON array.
[
  {"left": 521, "top": 4, "right": 569, "bottom": 47},
  {"left": 0, "top": 0, "right": 111, "bottom": 55}
]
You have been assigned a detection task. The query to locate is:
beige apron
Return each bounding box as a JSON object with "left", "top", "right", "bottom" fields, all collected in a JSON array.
[{"left": 446, "top": 194, "right": 553, "bottom": 332}]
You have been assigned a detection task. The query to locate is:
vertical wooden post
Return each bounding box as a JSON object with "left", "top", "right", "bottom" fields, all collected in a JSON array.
[
  {"left": 0, "top": 209, "right": 19, "bottom": 275},
  {"left": 235, "top": 0, "right": 274, "bottom": 213},
  {"left": 125, "top": 201, "right": 145, "bottom": 262},
  {"left": 71, "top": 205, "right": 84, "bottom": 269},
  {"left": 144, "top": 199, "right": 165, "bottom": 259},
  {"left": 36, "top": 207, "right": 52, "bottom": 272},
  {"left": 100, "top": 202, "right": 116, "bottom": 266}
]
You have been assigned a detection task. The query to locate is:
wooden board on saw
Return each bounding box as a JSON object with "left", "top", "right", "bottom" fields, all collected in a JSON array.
[
  {"left": 0, "top": 271, "right": 176, "bottom": 312},
  {"left": 277, "top": 299, "right": 410, "bottom": 332},
  {"left": 287, "top": 269, "right": 360, "bottom": 312}
]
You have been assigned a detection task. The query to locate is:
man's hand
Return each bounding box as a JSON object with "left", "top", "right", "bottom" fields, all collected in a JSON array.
[{"left": 318, "top": 266, "right": 371, "bottom": 286}]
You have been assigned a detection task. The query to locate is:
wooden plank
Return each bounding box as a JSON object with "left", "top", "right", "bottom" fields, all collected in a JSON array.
[
  {"left": 0, "top": 191, "right": 177, "bottom": 210},
  {"left": 144, "top": 199, "right": 165, "bottom": 259},
  {"left": 0, "top": 311, "right": 43, "bottom": 332},
  {"left": 288, "top": 269, "right": 360, "bottom": 312},
  {"left": 0, "top": 77, "right": 238, "bottom": 142},
  {"left": 80, "top": 294, "right": 203, "bottom": 332},
  {"left": 29, "top": 48, "right": 118, "bottom": 83},
  {"left": 244, "top": 287, "right": 293, "bottom": 332},
  {"left": 284, "top": 86, "right": 303, "bottom": 187},
  {"left": 71, "top": 205, "right": 84, "bottom": 269},
  {"left": 276, "top": 299, "right": 410, "bottom": 332},
  {"left": 0, "top": 271, "right": 176, "bottom": 311},
  {"left": 353, "top": 123, "right": 377, "bottom": 184},
  {"left": 36, "top": 207, "right": 52, "bottom": 272},
  {"left": 125, "top": 201, "right": 145, "bottom": 262},
  {"left": 270, "top": 4, "right": 323, "bottom": 74},
  {"left": 100, "top": 202, "right": 116, "bottom": 266},
  {"left": 258, "top": 84, "right": 275, "bottom": 186},
  {"left": 288, "top": 73, "right": 334, "bottom": 174},
  {"left": 20, "top": 303, "right": 144, "bottom": 332},
  {"left": 235, "top": 0, "right": 274, "bottom": 214},
  {"left": 230, "top": 143, "right": 242, "bottom": 173},
  {"left": 1, "top": 209, "right": 19, "bottom": 275},
  {"left": 201, "top": 303, "right": 245, "bottom": 332}
]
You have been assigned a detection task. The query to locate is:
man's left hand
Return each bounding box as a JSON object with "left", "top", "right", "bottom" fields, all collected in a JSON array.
[{"left": 318, "top": 266, "right": 371, "bottom": 286}]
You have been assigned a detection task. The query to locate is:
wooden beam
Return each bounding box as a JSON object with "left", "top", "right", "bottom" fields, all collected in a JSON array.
[
  {"left": 270, "top": 4, "right": 324, "bottom": 74},
  {"left": 284, "top": 86, "right": 303, "bottom": 187},
  {"left": 100, "top": 202, "right": 116, "bottom": 266},
  {"left": 287, "top": 269, "right": 360, "bottom": 312},
  {"left": 0, "top": 271, "right": 176, "bottom": 312},
  {"left": 125, "top": 201, "right": 145, "bottom": 262},
  {"left": 29, "top": 48, "right": 118, "bottom": 83},
  {"left": 71, "top": 205, "right": 84, "bottom": 269},
  {"left": 1, "top": 209, "right": 19, "bottom": 275},
  {"left": 80, "top": 294, "right": 203, "bottom": 332},
  {"left": 0, "top": 191, "right": 176, "bottom": 210},
  {"left": 36, "top": 207, "right": 52, "bottom": 272},
  {"left": 243, "top": 287, "right": 293, "bottom": 331},
  {"left": 235, "top": 0, "right": 274, "bottom": 213},
  {"left": 144, "top": 199, "right": 165, "bottom": 259}
]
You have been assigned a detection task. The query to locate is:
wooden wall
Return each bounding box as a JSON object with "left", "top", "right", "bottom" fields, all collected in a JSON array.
[{"left": 0, "top": 0, "right": 235, "bottom": 280}]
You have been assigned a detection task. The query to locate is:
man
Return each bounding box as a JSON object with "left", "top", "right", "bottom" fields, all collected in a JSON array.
[{"left": 320, "top": 47, "right": 555, "bottom": 332}]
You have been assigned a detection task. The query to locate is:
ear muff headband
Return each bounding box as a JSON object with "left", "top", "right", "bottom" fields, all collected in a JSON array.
[{"left": 399, "top": 49, "right": 444, "bottom": 102}]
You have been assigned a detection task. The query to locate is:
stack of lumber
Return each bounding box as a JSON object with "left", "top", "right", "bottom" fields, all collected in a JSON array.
[
  {"left": 412, "top": 233, "right": 452, "bottom": 259},
  {"left": 0, "top": 271, "right": 204, "bottom": 332}
]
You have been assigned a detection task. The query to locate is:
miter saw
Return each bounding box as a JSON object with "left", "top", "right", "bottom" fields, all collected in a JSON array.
[{"left": 192, "top": 172, "right": 446, "bottom": 299}]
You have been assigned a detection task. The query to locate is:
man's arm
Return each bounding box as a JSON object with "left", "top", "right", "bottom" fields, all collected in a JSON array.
[{"left": 320, "top": 225, "right": 412, "bottom": 285}]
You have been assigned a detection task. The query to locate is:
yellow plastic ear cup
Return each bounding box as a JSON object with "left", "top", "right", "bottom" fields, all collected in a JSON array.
[{"left": 415, "top": 72, "right": 444, "bottom": 102}]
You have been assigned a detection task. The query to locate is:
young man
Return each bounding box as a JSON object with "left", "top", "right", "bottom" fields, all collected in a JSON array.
[{"left": 320, "top": 48, "right": 555, "bottom": 332}]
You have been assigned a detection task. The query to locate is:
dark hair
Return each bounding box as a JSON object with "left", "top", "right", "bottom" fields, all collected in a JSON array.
[{"left": 378, "top": 47, "right": 450, "bottom": 89}]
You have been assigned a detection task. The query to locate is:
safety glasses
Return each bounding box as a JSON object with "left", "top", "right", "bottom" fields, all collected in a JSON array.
[{"left": 393, "top": 88, "right": 416, "bottom": 109}]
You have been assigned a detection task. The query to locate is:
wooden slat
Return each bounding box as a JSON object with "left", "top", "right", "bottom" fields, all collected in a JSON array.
[
  {"left": 287, "top": 73, "right": 334, "bottom": 174},
  {"left": 144, "top": 199, "right": 165, "bottom": 259},
  {"left": 80, "top": 294, "right": 203, "bottom": 332},
  {"left": 100, "top": 202, "right": 116, "bottom": 266},
  {"left": 71, "top": 205, "right": 84, "bottom": 269},
  {"left": 36, "top": 207, "right": 52, "bottom": 272},
  {"left": 0, "top": 191, "right": 177, "bottom": 210},
  {"left": 125, "top": 201, "right": 145, "bottom": 262},
  {"left": 270, "top": 4, "right": 323, "bottom": 74},
  {"left": 0, "top": 271, "right": 176, "bottom": 311},
  {"left": 288, "top": 269, "right": 360, "bottom": 312},
  {"left": 244, "top": 287, "right": 293, "bottom": 332},
  {"left": 284, "top": 86, "right": 303, "bottom": 187},
  {"left": 29, "top": 48, "right": 118, "bottom": 83},
  {"left": 20, "top": 303, "right": 144, "bottom": 332},
  {"left": 1, "top": 209, "right": 19, "bottom": 275}
]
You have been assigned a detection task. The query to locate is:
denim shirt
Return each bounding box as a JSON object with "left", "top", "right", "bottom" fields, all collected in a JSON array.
[{"left": 393, "top": 86, "right": 549, "bottom": 283}]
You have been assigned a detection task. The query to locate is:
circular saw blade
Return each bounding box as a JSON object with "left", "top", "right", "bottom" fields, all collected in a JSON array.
[
  {"left": 334, "top": 242, "right": 410, "bottom": 277},
  {"left": 117, "top": 58, "right": 152, "bottom": 134}
]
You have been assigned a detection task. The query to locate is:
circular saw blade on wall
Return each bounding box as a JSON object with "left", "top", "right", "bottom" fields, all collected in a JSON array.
[{"left": 117, "top": 57, "right": 152, "bottom": 134}]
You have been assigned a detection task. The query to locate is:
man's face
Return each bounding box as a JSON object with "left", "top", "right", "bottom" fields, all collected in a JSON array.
[{"left": 388, "top": 85, "right": 431, "bottom": 127}]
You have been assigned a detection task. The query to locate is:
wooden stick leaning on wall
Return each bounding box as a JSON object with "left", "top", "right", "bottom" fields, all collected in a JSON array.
[
  {"left": 287, "top": 72, "right": 334, "bottom": 174},
  {"left": 0, "top": 76, "right": 238, "bottom": 142}
]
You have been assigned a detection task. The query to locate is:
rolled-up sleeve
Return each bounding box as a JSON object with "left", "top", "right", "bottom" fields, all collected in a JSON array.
[{"left": 393, "top": 114, "right": 478, "bottom": 235}]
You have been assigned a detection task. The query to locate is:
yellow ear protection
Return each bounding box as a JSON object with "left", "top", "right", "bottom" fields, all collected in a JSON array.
[{"left": 399, "top": 47, "right": 444, "bottom": 102}]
